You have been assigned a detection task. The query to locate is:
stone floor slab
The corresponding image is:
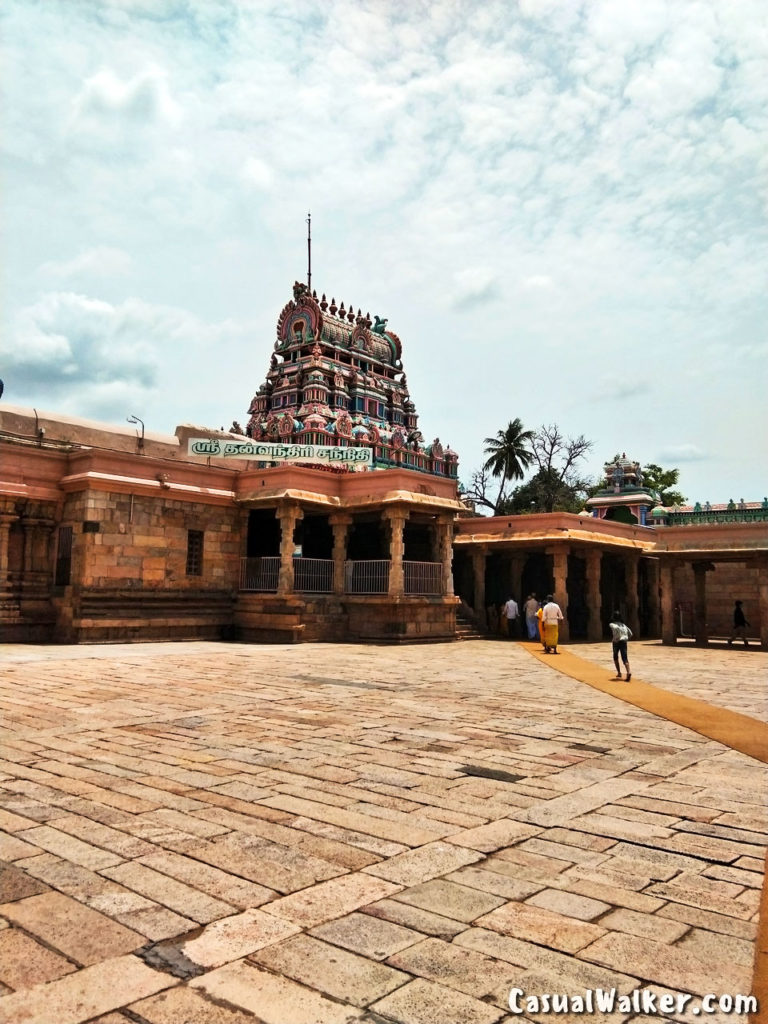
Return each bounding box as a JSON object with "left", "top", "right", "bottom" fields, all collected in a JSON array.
[
  {"left": 0, "top": 954, "right": 174, "bottom": 1024},
  {"left": 0, "top": 891, "right": 144, "bottom": 965},
  {"left": 190, "top": 960, "right": 365, "bottom": 1023},
  {"left": 252, "top": 932, "right": 409, "bottom": 1007}
]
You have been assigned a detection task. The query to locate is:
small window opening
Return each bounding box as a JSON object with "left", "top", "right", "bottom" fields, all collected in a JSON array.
[{"left": 186, "top": 530, "right": 204, "bottom": 576}]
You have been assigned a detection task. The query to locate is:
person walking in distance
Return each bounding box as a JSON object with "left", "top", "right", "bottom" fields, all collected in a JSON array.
[
  {"left": 540, "top": 594, "right": 564, "bottom": 654},
  {"left": 609, "top": 610, "right": 632, "bottom": 681},
  {"left": 728, "top": 600, "right": 750, "bottom": 646},
  {"left": 523, "top": 593, "right": 540, "bottom": 641},
  {"left": 502, "top": 595, "right": 519, "bottom": 639}
]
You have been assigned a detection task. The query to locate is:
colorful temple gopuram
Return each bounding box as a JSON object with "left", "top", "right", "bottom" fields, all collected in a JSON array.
[{"left": 245, "top": 282, "right": 458, "bottom": 479}]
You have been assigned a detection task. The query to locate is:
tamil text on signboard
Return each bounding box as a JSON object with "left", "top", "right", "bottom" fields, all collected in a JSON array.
[{"left": 187, "top": 438, "right": 372, "bottom": 466}]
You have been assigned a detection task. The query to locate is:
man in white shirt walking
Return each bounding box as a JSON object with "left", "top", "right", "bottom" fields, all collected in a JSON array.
[
  {"left": 609, "top": 610, "right": 632, "bottom": 681},
  {"left": 540, "top": 594, "right": 564, "bottom": 654},
  {"left": 502, "top": 596, "right": 519, "bottom": 639}
]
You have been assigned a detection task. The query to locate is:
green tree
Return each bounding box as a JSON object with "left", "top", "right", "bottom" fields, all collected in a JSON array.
[
  {"left": 461, "top": 421, "right": 593, "bottom": 516},
  {"left": 472, "top": 418, "right": 535, "bottom": 514},
  {"left": 642, "top": 463, "right": 685, "bottom": 506},
  {"left": 507, "top": 468, "right": 591, "bottom": 514}
]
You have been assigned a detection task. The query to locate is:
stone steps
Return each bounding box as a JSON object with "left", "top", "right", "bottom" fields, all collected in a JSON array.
[{"left": 455, "top": 612, "right": 485, "bottom": 641}]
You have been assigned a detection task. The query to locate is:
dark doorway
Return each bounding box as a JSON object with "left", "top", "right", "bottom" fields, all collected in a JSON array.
[
  {"left": 485, "top": 553, "right": 507, "bottom": 608},
  {"left": 347, "top": 518, "right": 387, "bottom": 560},
  {"left": 521, "top": 552, "right": 551, "bottom": 604},
  {"left": 452, "top": 550, "right": 472, "bottom": 606},
  {"left": 600, "top": 555, "right": 626, "bottom": 633},
  {"left": 638, "top": 558, "right": 653, "bottom": 637},
  {"left": 299, "top": 515, "right": 333, "bottom": 559},
  {"left": 404, "top": 522, "right": 433, "bottom": 562},
  {"left": 246, "top": 509, "right": 280, "bottom": 557},
  {"left": 605, "top": 506, "right": 637, "bottom": 525}
]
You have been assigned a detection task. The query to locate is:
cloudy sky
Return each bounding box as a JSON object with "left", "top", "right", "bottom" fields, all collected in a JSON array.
[{"left": 1, "top": 0, "right": 766, "bottom": 502}]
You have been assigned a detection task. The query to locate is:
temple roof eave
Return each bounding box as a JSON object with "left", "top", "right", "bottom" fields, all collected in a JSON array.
[
  {"left": 236, "top": 488, "right": 341, "bottom": 508},
  {"left": 453, "top": 529, "right": 655, "bottom": 552},
  {"left": 586, "top": 493, "right": 656, "bottom": 507},
  {"left": 236, "top": 487, "right": 464, "bottom": 513}
]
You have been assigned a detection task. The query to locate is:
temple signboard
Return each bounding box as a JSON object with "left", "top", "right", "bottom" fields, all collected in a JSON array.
[{"left": 187, "top": 438, "right": 372, "bottom": 465}]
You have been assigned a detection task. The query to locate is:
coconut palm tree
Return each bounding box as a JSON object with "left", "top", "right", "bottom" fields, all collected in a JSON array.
[{"left": 483, "top": 418, "right": 535, "bottom": 513}]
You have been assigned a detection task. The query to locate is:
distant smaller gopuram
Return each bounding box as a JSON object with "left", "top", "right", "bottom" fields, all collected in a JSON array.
[
  {"left": 245, "top": 282, "right": 458, "bottom": 479},
  {"left": 586, "top": 453, "right": 657, "bottom": 525}
]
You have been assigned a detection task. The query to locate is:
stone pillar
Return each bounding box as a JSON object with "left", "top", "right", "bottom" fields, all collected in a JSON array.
[
  {"left": 383, "top": 508, "right": 407, "bottom": 598},
  {"left": 585, "top": 549, "right": 603, "bottom": 642},
  {"left": 549, "top": 545, "right": 570, "bottom": 643},
  {"left": 660, "top": 560, "right": 677, "bottom": 645},
  {"left": 758, "top": 556, "right": 768, "bottom": 651},
  {"left": 0, "top": 514, "right": 15, "bottom": 597},
  {"left": 625, "top": 553, "right": 640, "bottom": 638},
  {"left": 471, "top": 547, "right": 487, "bottom": 628},
  {"left": 692, "top": 560, "right": 715, "bottom": 647},
  {"left": 22, "top": 520, "right": 36, "bottom": 574},
  {"left": 437, "top": 515, "right": 455, "bottom": 597},
  {"left": 330, "top": 514, "right": 352, "bottom": 596},
  {"left": 645, "top": 558, "right": 661, "bottom": 638},
  {"left": 276, "top": 504, "right": 303, "bottom": 596},
  {"left": 41, "top": 521, "right": 56, "bottom": 575}
]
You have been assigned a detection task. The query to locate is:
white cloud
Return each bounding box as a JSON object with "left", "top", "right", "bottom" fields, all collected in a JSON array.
[
  {"left": 39, "top": 247, "right": 134, "bottom": 281},
  {"left": 452, "top": 267, "right": 501, "bottom": 307},
  {"left": 520, "top": 275, "right": 554, "bottom": 291},
  {"left": 658, "top": 444, "right": 708, "bottom": 462},
  {"left": 591, "top": 375, "right": 652, "bottom": 402},
  {"left": 71, "top": 65, "right": 181, "bottom": 128},
  {"left": 4, "top": 293, "right": 159, "bottom": 391},
  {"left": 241, "top": 157, "right": 273, "bottom": 190}
]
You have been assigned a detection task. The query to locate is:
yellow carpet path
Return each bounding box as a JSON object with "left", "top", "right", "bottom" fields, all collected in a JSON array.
[{"left": 520, "top": 640, "right": 768, "bottom": 1024}]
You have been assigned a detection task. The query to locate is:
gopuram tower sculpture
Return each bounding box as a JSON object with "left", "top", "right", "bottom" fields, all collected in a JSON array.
[{"left": 245, "top": 281, "right": 458, "bottom": 480}]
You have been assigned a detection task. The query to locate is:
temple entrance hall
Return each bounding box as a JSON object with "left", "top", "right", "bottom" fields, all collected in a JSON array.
[{"left": 452, "top": 512, "right": 659, "bottom": 642}]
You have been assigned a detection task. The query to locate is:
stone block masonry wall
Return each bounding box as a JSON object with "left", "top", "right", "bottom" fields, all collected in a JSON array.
[
  {"left": 233, "top": 595, "right": 458, "bottom": 643},
  {"left": 346, "top": 596, "right": 458, "bottom": 642},
  {"left": 673, "top": 561, "right": 761, "bottom": 638},
  {"left": 63, "top": 491, "right": 242, "bottom": 589},
  {"left": 53, "top": 490, "right": 244, "bottom": 642}
]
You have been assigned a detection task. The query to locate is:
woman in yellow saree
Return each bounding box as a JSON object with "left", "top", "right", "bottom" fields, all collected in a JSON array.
[{"left": 536, "top": 605, "right": 545, "bottom": 650}]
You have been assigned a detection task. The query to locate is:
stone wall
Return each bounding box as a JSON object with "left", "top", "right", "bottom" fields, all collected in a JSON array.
[
  {"left": 53, "top": 490, "right": 244, "bottom": 642},
  {"left": 346, "top": 596, "right": 458, "bottom": 642},
  {"left": 233, "top": 594, "right": 458, "bottom": 643},
  {"left": 672, "top": 561, "right": 762, "bottom": 639}
]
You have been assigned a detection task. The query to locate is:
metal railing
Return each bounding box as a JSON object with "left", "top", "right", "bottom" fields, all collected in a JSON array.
[
  {"left": 294, "top": 557, "right": 334, "bottom": 593},
  {"left": 240, "top": 557, "right": 444, "bottom": 596},
  {"left": 240, "top": 557, "right": 279, "bottom": 592},
  {"left": 345, "top": 559, "right": 390, "bottom": 594},
  {"left": 404, "top": 560, "right": 442, "bottom": 595},
  {"left": 659, "top": 509, "right": 768, "bottom": 525}
]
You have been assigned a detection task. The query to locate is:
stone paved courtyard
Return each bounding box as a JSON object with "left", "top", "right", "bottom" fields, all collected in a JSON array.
[{"left": 0, "top": 639, "right": 766, "bottom": 1024}]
